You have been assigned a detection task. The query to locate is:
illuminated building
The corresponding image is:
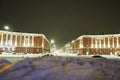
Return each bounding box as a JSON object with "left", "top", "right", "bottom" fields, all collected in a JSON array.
[
  {"left": 64, "top": 34, "right": 120, "bottom": 55},
  {"left": 0, "top": 30, "right": 50, "bottom": 54}
]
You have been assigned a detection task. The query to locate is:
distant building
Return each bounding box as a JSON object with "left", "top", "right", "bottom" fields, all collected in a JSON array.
[
  {"left": 64, "top": 34, "right": 120, "bottom": 55},
  {"left": 0, "top": 30, "right": 50, "bottom": 54}
]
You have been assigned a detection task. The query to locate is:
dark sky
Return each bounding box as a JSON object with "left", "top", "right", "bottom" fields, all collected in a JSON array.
[{"left": 0, "top": 0, "right": 120, "bottom": 49}]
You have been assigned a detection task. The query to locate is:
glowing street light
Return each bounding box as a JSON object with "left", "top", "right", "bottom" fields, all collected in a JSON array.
[
  {"left": 50, "top": 39, "right": 55, "bottom": 53},
  {"left": 51, "top": 40, "right": 55, "bottom": 44},
  {"left": 4, "top": 25, "right": 10, "bottom": 30}
]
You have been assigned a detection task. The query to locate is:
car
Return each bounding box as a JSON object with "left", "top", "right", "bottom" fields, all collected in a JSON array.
[
  {"left": 42, "top": 53, "right": 54, "bottom": 57},
  {"left": 91, "top": 55, "right": 107, "bottom": 59}
]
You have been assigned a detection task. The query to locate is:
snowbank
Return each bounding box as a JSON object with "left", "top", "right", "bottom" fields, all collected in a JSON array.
[{"left": 0, "top": 56, "right": 120, "bottom": 80}]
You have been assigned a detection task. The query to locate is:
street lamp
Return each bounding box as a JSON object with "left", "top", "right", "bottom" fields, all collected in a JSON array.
[
  {"left": 50, "top": 39, "right": 55, "bottom": 53},
  {"left": 51, "top": 40, "right": 55, "bottom": 44},
  {"left": 4, "top": 25, "right": 10, "bottom": 30},
  {"left": 3, "top": 25, "right": 13, "bottom": 31}
]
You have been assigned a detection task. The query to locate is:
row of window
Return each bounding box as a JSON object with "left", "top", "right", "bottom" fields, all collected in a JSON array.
[{"left": 1, "top": 48, "right": 42, "bottom": 52}]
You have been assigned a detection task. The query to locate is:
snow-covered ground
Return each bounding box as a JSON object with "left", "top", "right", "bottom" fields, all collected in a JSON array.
[{"left": 0, "top": 56, "right": 120, "bottom": 80}]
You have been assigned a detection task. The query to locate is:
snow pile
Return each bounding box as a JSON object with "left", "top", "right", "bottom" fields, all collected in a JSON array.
[
  {"left": 0, "top": 57, "right": 120, "bottom": 80},
  {"left": 0, "top": 59, "right": 10, "bottom": 64}
]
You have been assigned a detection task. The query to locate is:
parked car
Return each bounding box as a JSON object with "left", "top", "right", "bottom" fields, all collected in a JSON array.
[
  {"left": 91, "top": 55, "right": 107, "bottom": 59},
  {"left": 42, "top": 53, "right": 54, "bottom": 57}
]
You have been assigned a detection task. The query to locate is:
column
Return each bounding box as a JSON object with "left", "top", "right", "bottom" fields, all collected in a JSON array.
[
  {"left": 79, "top": 40, "right": 81, "bottom": 48},
  {"left": 104, "top": 37, "right": 106, "bottom": 48},
  {"left": 91, "top": 38, "right": 93, "bottom": 48},
  {"left": 15, "top": 35, "right": 17, "bottom": 46},
  {"left": 10, "top": 34, "right": 13, "bottom": 46},
  {"left": 95, "top": 38, "right": 97, "bottom": 48},
  {"left": 108, "top": 37, "right": 110, "bottom": 48},
  {"left": 42, "top": 36, "right": 44, "bottom": 48},
  {"left": 28, "top": 36, "right": 30, "bottom": 46},
  {"left": 20, "top": 35, "right": 22, "bottom": 46},
  {"left": 32, "top": 36, "right": 34, "bottom": 46},
  {"left": 6, "top": 34, "right": 8, "bottom": 45},
  {"left": 41, "top": 36, "right": 44, "bottom": 53},
  {"left": 99, "top": 38, "right": 101, "bottom": 48},
  {"left": 24, "top": 36, "right": 26, "bottom": 46},
  {"left": 1, "top": 33, "right": 3, "bottom": 45},
  {"left": 112, "top": 37, "right": 114, "bottom": 48},
  {"left": 117, "top": 37, "right": 119, "bottom": 48},
  {"left": 81, "top": 38, "right": 83, "bottom": 48}
]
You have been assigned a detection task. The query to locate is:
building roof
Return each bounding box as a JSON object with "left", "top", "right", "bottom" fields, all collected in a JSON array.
[
  {"left": 76, "top": 34, "right": 120, "bottom": 39},
  {"left": 0, "top": 30, "right": 49, "bottom": 42}
]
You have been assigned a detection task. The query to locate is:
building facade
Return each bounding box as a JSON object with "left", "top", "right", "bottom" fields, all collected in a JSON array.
[
  {"left": 64, "top": 34, "right": 120, "bottom": 55},
  {"left": 0, "top": 30, "right": 50, "bottom": 54}
]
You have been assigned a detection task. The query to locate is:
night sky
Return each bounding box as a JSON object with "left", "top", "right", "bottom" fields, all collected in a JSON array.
[{"left": 0, "top": 0, "right": 120, "bottom": 49}]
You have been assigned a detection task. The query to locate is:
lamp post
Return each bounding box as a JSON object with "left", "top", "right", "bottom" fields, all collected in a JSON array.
[
  {"left": 1, "top": 25, "right": 13, "bottom": 54},
  {"left": 50, "top": 39, "right": 55, "bottom": 53},
  {"left": 4, "top": 26, "right": 11, "bottom": 54},
  {"left": 86, "top": 45, "right": 89, "bottom": 55}
]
